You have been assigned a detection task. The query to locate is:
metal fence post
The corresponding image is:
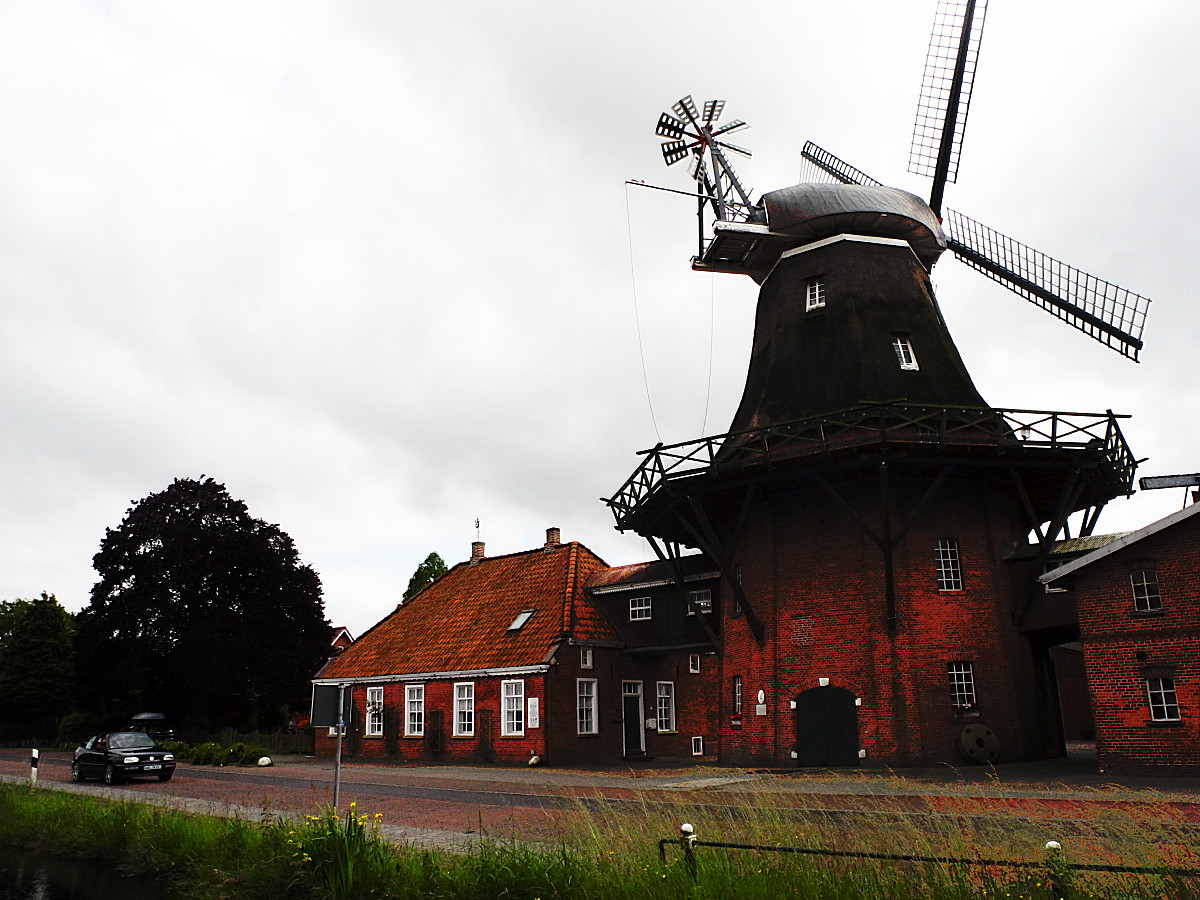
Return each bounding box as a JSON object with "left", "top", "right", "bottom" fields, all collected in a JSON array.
[{"left": 681, "top": 823, "right": 697, "bottom": 881}]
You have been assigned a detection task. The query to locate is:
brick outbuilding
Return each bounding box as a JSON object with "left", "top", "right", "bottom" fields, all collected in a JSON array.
[{"left": 1041, "top": 502, "right": 1200, "bottom": 775}]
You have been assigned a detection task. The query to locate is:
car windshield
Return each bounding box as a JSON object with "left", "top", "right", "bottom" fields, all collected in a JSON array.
[{"left": 109, "top": 732, "right": 156, "bottom": 750}]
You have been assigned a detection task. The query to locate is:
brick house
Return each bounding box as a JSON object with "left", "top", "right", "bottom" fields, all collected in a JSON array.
[
  {"left": 313, "top": 529, "right": 719, "bottom": 765},
  {"left": 1041, "top": 502, "right": 1200, "bottom": 775}
]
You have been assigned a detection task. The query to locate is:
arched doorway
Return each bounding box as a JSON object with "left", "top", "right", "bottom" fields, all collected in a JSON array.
[{"left": 794, "top": 685, "right": 859, "bottom": 766}]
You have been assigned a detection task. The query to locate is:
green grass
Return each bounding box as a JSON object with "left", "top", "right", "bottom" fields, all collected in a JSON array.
[{"left": 0, "top": 780, "right": 1195, "bottom": 899}]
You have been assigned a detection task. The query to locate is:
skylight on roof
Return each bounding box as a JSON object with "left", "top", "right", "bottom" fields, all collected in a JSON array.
[{"left": 508, "top": 609, "right": 535, "bottom": 631}]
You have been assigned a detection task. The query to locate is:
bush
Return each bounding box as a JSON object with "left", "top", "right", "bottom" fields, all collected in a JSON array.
[{"left": 56, "top": 711, "right": 107, "bottom": 747}]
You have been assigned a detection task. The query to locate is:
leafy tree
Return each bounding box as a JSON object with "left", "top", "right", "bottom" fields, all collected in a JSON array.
[
  {"left": 404, "top": 552, "right": 448, "bottom": 600},
  {"left": 75, "top": 477, "right": 330, "bottom": 732},
  {"left": 0, "top": 592, "right": 74, "bottom": 740}
]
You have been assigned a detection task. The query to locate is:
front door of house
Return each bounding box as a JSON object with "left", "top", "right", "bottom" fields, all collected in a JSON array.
[
  {"left": 622, "top": 681, "right": 645, "bottom": 757},
  {"left": 794, "top": 685, "right": 859, "bottom": 766}
]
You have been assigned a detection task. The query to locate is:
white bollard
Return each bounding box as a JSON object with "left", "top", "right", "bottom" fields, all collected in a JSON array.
[{"left": 30, "top": 748, "right": 38, "bottom": 786}]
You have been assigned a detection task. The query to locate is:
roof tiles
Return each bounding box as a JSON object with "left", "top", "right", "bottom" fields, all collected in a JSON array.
[{"left": 319, "top": 541, "right": 614, "bottom": 680}]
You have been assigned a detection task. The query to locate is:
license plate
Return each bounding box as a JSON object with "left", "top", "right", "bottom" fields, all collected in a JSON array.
[{"left": 144, "top": 764, "right": 162, "bottom": 770}]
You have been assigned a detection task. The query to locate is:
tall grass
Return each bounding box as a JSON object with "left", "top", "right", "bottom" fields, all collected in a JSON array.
[{"left": 0, "top": 779, "right": 1195, "bottom": 898}]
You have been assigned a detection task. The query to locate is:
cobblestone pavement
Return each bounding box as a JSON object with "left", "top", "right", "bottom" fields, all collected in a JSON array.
[{"left": 4, "top": 749, "right": 1200, "bottom": 851}]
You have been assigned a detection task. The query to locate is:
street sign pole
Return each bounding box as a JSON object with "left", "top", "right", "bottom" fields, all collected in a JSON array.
[{"left": 333, "top": 683, "right": 345, "bottom": 810}]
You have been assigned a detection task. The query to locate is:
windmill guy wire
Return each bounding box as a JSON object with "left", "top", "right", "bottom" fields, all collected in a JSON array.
[{"left": 624, "top": 181, "right": 662, "bottom": 443}]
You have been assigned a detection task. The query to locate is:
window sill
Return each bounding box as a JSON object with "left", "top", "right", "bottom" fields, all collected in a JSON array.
[
  {"left": 499, "top": 734, "right": 526, "bottom": 739},
  {"left": 1145, "top": 719, "right": 1184, "bottom": 727},
  {"left": 576, "top": 732, "right": 600, "bottom": 738},
  {"left": 451, "top": 734, "right": 475, "bottom": 740},
  {"left": 363, "top": 734, "right": 384, "bottom": 740},
  {"left": 1131, "top": 609, "right": 1165, "bottom": 618},
  {"left": 402, "top": 734, "right": 425, "bottom": 740}
]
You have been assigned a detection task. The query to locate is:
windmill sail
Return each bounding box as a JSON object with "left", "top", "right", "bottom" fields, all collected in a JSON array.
[
  {"left": 800, "top": 142, "right": 1150, "bottom": 360},
  {"left": 945, "top": 210, "right": 1149, "bottom": 361},
  {"left": 910, "top": 0, "right": 989, "bottom": 215}
]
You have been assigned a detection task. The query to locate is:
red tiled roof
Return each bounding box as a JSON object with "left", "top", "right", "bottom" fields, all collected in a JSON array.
[{"left": 318, "top": 541, "right": 614, "bottom": 680}]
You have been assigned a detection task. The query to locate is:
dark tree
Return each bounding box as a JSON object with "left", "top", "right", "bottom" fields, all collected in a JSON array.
[
  {"left": 0, "top": 593, "right": 74, "bottom": 740},
  {"left": 75, "top": 477, "right": 330, "bottom": 732},
  {"left": 404, "top": 552, "right": 448, "bottom": 600}
]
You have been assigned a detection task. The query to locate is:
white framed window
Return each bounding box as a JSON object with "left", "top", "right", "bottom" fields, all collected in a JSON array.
[
  {"left": 891, "top": 336, "right": 919, "bottom": 371},
  {"left": 691, "top": 736, "right": 704, "bottom": 756},
  {"left": 630, "top": 596, "right": 651, "bottom": 621},
  {"left": 948, "top": 662, "right": 976, "bottom": 710},
  {"left": 805, "top": 277, "right": 826, "bottom": 311},
  {"left": 1131, "top": 570, "right": 1162, "bottom": 612},
  {"left": 577, "top": 678, "right": 597, "bottom": 735},
  {"left": 508, "top": 608, "right": 535, "bottom": 631},
  {"left": 1146, "top": 677, "right": 1180, "bottom": 722},
  {"left": 686, "top": 589, "right": 712, "bottom": 616},
  {"left": 656, "top": 681, "right": 676, "bottom": 732},
  {"left": 689, "top": 653, "right": 701, "bottom": 674},
  {"left": 365, "top": 687, "right": 384, "bottom": 737},
  {"left": 580, "top": 647, "right": 593, "bottom": 670},
  {"left": 405, "top": 684, "right": 425, "bottom": 736},
  {"left": 502, "top": 679, "right": 525, "bottom": 735},
  {"left": 453, "top": 682, "right": 475, "bottom": 736},
  {"left": 935, "top": 539, "right": 963, "bottom": 592},
  {"left": 732, "top": 675, "right": 743, "bottom": 715}
]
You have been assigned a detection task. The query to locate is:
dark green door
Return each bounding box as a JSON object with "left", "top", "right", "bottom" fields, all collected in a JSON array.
[{"left": 794, "top": 686, "right": 858, "bottom": 766}]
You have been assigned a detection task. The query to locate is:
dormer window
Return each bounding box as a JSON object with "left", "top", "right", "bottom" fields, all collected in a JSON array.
[
  {"left": 891, "top": 335, "right": 919, "bottom": 371},
  {"left": 508, "top": 609, "right": 535, "bottom": 631},
  {"left": 805, "top": 277, "right": 826, "bottom": 311}
]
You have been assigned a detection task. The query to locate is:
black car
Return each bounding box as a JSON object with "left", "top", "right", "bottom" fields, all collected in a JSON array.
[{"left": 72, "top": 731, "right": 176, "bottom": 784}]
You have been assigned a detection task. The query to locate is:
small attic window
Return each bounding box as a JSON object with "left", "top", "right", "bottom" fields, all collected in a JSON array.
[{"left": 508, "top": 609, "right": 535, "bottom": 631}]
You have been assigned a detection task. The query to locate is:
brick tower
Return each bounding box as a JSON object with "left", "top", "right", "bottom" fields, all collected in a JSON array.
[{"left": 606, "top": 177, "right": 1138, "bottom": 766}]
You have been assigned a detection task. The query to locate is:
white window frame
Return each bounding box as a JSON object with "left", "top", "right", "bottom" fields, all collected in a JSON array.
[
  {"left": 508, "top": 608, "right": 535, "bottom": 631},
  {"left": 629, "top": 596, "right": 651, "bottom": 621},
  {"left": 891, "top": 336, "right": 919, "bottom": 371},
  {"left": 580, "top": 647, "right": 593, "bottom": 670},
  {"left": 453, "top": 682, "right": 475, "bottom": 737},
  {"left": 935, "top": 539, "right": 963, "bottom": 592},
  {"left": 365, "top": 686, "right": 384, "bottom": 737},
  {"left": 691, "top": 736, "right": 704, "bottom": 756},
  {"left": 689, "top": 653, "right": 701, "bottom": 674},
  {"left": 577, "top": 678, "right": 598, "bottom": 735},
  {"left": 405, "top": 684, "right": 425, "bottom": 736},
  {"left": 948, "top": 662, "right": 976, "bottom": 710},
  {"left": 733, "top": 675, "right": 743, "bottom": 715},
  {"left": 805, "top": 277, "right": 826, "bottom": 311},
  {"left": 656, "top": 681, "right": 676, "bottom": 733},
  {"left": 501, "top": 679, "right": 525, "bottom": 736},
  {"left": 1131, "top": 569, "right": 1162, "bottom": 612},
  {"left": 686, "top": 589, "right": 712, "bottom": 616},
  {"left": 1146, "top": 676, "right": 1181, "bottom": 722}
]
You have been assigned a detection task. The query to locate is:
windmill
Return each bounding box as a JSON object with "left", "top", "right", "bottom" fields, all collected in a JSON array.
[
  {"left": 609, "top": 1, "right": 1147, "bottom": 768},
  {"left": 661, "top": 1, "right": 1150, "bottom": 362}
]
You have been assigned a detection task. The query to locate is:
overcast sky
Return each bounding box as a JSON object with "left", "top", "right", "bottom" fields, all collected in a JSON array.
[{"left": 3, "top": 1, "right": 1198, "bottom": 638}]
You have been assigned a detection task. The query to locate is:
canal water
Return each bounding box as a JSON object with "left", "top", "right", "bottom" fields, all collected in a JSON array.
[{"left": 0, "top": 843, "right": 164, "bottom": 899}]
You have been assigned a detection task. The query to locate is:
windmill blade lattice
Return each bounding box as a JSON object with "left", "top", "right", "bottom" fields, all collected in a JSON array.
[
  {"left": 800, "top": 141, "right": 883, "bottom": 187},
  {"left": 910, "top": 0, "right": 989, "bottom": 215},
  {"left": 799, "top": 142, "right": 1150, "bottom": 360},
  {"left": 945, "top": 210, "right": 1149, "bottom": 361},
  {"left": 657, "top": 95, "right": 757, "bottom": 225}
]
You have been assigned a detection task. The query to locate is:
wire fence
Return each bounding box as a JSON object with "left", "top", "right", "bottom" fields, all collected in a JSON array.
[{"left": 659, "top": 824, "right": 1200, "bottom": 896}]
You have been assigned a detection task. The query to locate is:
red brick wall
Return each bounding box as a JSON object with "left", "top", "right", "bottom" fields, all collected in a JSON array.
[
  {"left": 719, "top": 471, "right": 1051, "bottom": 767},
  {"left": 1073, "top": 515, "right": 1200, "bottom": 775},
  {"left": 313, "top": 675, "right": 549, "bottom": 765}
]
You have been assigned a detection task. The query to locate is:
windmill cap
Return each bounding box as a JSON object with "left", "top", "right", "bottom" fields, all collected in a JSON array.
[{"left": 762, "top": 183, "right": 946, "bottom": 268}]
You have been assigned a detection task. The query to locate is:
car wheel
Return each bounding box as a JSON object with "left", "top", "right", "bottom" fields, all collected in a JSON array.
[
  {"left": 104, "top": 763, "right": 117, "bottom": 785},
  {"left": 71, "top": 762, "right": 83, "bottom": 783},
  {"left": 157, "top": 771, "right": 173, "bottom": 782}
]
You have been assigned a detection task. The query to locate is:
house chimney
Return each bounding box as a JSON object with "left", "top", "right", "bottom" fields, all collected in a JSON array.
[
  {"left": 470, "top": 540, "right": 485, "bottom": 565},
  {"left": 544, "top": 527, "right": 561, "bottom": 550}
]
